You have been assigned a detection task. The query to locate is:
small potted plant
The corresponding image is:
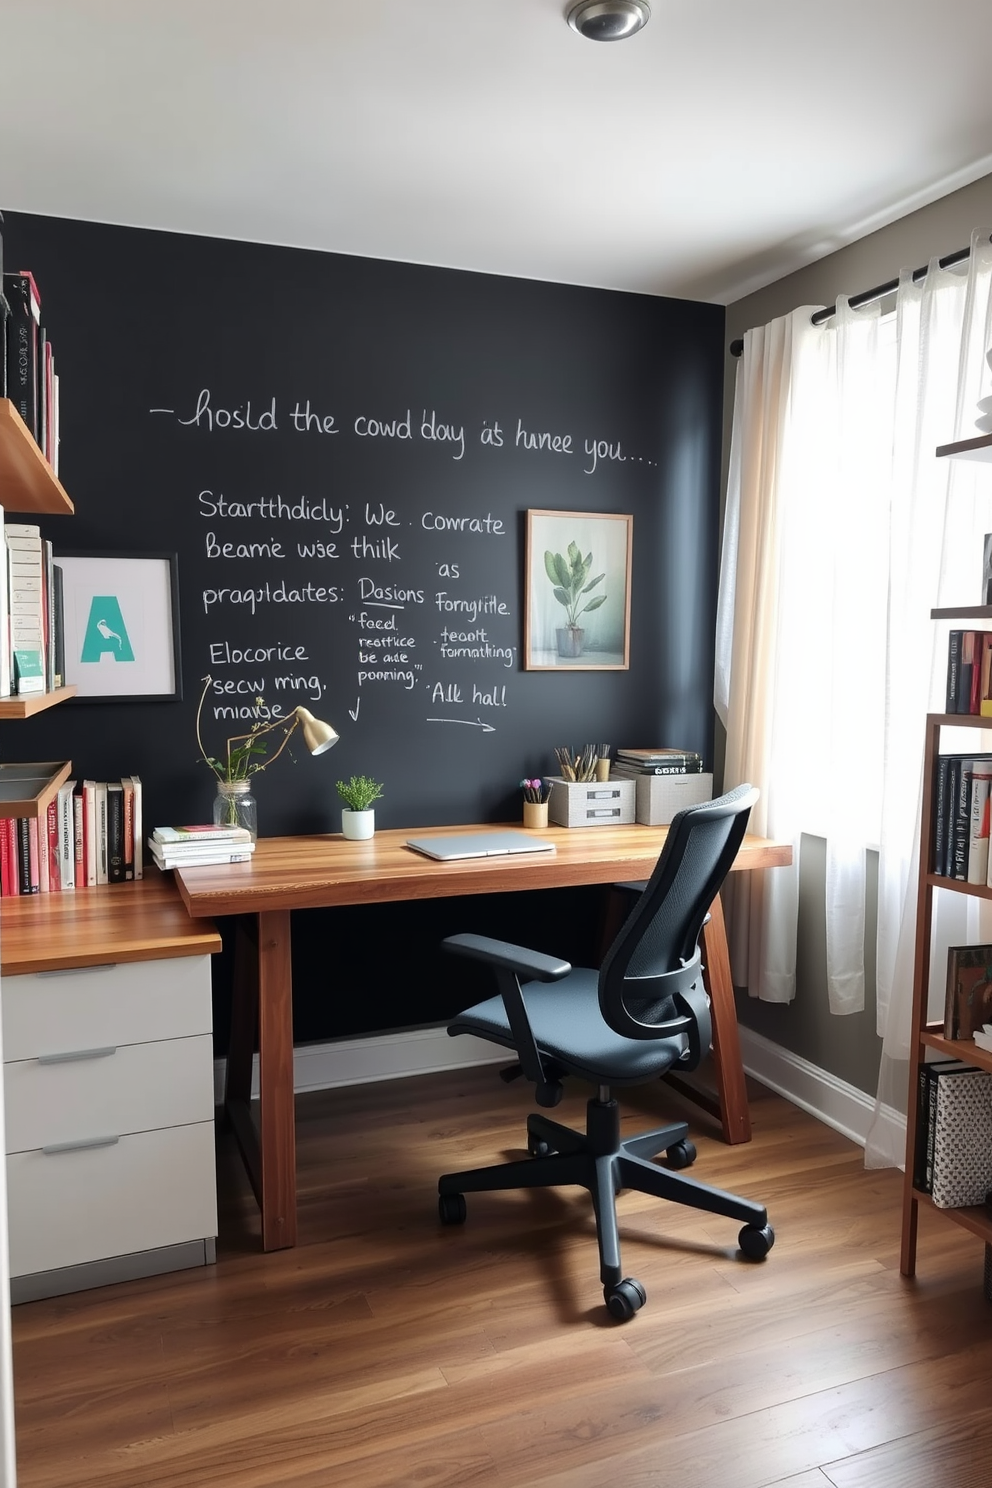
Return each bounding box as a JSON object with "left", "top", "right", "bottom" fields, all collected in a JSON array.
[{"left": 336, "top": 775, "right": 384, "bottom": 840}]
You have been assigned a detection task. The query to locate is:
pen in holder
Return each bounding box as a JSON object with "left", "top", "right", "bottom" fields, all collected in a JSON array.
[{"left": 520, "top": 778, "right": 549, "bottom": 829}]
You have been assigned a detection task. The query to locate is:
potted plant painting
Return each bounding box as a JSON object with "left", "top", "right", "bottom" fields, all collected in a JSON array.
[
  {"left": 544, "top": 542, "right": 607, "bottom": 658},
  {"left": 336, "top": 775, "right": 384, "bottom": 840}
]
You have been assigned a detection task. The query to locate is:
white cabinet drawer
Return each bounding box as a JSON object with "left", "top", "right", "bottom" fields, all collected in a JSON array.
[
  {"left": 7, "top": 1120, "right": 218, "bottom": 1277},
  {"left": 4, "top": 1033, "right": 215, "bottom": 1154},
  {"left": 1, "top": 954, "right": 212, "bottom": 1060}
]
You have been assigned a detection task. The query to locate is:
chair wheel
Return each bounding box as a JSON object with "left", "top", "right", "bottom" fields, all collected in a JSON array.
[
  {"left": 605, "top": 1277, "right": 646, "bottom": 1321},
  {"left": 438, "top": 1192, "right": 467, "bottom": 1225},
  {"left": 527, "top": 1134, "right": 553, "bottom": 1158},
  {"left": 665, "top": 1138, "right": 696, "bottom": 1169},
  {"left": 738, "top": 1222, "right": 774, "bottom": 1260}
]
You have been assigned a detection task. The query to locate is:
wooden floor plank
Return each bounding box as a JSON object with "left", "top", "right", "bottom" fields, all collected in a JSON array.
[{"left": 11, "top": 1070, "right": 992, "bottom": 1488}]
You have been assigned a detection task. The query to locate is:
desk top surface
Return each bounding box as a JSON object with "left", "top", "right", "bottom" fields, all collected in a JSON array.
[
  {"left": 173, "top": 821, "right": 792, "bottom": 919},
  {"left": 0, "top": 872, "right": 223, "bottom": 975}
]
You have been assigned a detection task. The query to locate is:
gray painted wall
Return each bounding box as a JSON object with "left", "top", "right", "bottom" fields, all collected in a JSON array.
[{"left": 721, "top": 172, "right": 992, "bottom": 1096}]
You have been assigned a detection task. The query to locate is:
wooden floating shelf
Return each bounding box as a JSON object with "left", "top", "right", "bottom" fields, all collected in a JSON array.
[
  {"left": 921, "top": 1029, "right": 992, "bottom": 1075},
  {"left": 0, "top": 761, "right": 72, "bottom": 820},
  {"left": 931, "top": 605, "right": 992, "bottom": 620},
  {"left": 0, "top": 398, "right": 74, "bottom": 515},
  {"left": 935, "top": 432, "right": 992, "bottom": 463},
  {"left": 0, "top": 687, "right": 77, "bottom": 720}
]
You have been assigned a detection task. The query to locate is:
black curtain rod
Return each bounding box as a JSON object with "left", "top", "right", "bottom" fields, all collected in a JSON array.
[{"left": 728, "top": 242, "right": 976, "bottom": 358}]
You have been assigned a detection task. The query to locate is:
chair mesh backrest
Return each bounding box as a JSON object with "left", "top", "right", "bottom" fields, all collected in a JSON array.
[{"left": 598, "top": 784, "right": 758, "bottom": 1038}]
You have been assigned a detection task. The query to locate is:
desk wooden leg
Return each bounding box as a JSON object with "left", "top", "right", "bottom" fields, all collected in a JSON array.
[
  {"left": 257, "top": 909, "right": 296, "bottom": 1250},
  {"left": 225, "top": 918, "right": 261, "bottom": 1204},
  {"left": 224, "top": 910, "right": 297, "bottom": 1249},
  {"left": 700, "top": 893, "right": 751, "bottom": 1145}
]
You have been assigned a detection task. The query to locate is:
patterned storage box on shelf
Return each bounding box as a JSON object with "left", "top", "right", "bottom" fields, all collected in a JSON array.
[
  {"left": 546, "top": 776, "right": 635, "bottom": 828},
  {"left": 625, "top": 771, "right": 714, "bottom": 826}
]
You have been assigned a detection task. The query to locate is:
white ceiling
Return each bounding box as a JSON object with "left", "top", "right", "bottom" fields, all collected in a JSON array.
[{"left": 2, "top": 0, "right": 992, "bottom": 304}]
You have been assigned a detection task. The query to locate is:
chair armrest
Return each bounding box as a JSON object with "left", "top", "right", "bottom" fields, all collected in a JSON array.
[{"left": 443, "top": 933, "right": 571, "bottom": 983}]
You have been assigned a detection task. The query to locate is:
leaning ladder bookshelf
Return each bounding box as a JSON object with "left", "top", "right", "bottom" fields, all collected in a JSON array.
[
  {"left": 901, "top": 429, "right": 992, "bottom": 1277},
  {"left": 900, "top": 702, "right": 992, "bottom": 1275}
]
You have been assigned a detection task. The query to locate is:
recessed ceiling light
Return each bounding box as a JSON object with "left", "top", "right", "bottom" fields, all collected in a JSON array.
[{"left": 566, "top": 0, "right": 651, "bottom": 41}]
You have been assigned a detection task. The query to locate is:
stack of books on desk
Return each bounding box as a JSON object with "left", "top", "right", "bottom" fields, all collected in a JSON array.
[{"left": 148, "top": 825, "right": 255, "bottom": 871}]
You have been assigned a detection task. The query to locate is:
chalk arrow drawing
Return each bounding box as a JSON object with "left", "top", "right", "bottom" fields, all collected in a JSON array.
[
  {"left": 348, "top": 697, "right": 360, "bottom": 721},
  {"left": 426, "top": 717, "right": 496, "bottom": 733}
]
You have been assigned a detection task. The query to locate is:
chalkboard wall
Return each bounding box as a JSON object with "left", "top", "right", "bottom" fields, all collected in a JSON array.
[{"left": 5, "top": 211, "right": 725, "bottom": 1039}]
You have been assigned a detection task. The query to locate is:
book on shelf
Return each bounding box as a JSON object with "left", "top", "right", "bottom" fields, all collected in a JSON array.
[
  {"left": 95, "top": 781, "right": 109, "bottom": 884},
  {"left": 149, "top": 843, "right": 255, "bottom": 869},
  {"left": 984, "top": 534, "right": 992, "bottom": 606},
  {"left": 72, "top": 786, "right": 84, "bottom": 888},
  {"left": 915, "top": 1059, "right": 974, "bottom": 1193},
  {"left": 2, "top": 271, "right": 40, "bottom": 442},
  {"left": 130, "top": 776, "right": 143, "bottom": 880},
  {"left": 973, "top": 1026, "right": 992, "bottom": 1053},
  {"left": 56, "top": 780, "right": 75, "bottom": 892},
  {"left": 967, "top": 761, "right": 992, "bottom": 884},
  {"left": 7, "top": 523, "right": 46, "bottom": 695},
  {"left": 121, "top": 777, "right": 134, "bottom": 881},
  {"left": 943, "top": 945, "right": 992, "bottom": 1039},
  {"left": 0, "top": 505, "right": 8, "bottom": 698},
  {"left": 151, "top": 824, "right": 253, "bottom": 845},
  {"left": 613, "top": 748, "right": 704, "bottom": 776},
  {"left": 931, "top": 1067, "right": 992, "bottom": 1208},
  {"left": 106, "top": 781, "right": 125, "bottom": 883},
  {"left": 82, "top": 779, "right": 97, "bottom": 887}
]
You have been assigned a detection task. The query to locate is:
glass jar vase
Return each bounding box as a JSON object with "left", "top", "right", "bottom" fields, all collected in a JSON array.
[{"left": 213, "top": 779, "right": 257, "bottom": 840}]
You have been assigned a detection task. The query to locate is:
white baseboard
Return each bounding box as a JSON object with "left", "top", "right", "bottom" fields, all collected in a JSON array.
[
  {"left": 737, "top": 1024, "right": 904, "bottom": 1154},
  {"left": 213, "top": 1025, "right": 505, "bottom": 1105},
  {"left": 213, "top": 1022, "right": 907, "bottom": 1161}
]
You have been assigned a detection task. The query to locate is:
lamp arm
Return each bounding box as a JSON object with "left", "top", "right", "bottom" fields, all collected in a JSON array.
[{"left": 222, "top": 714, "right": 300, "bottom": 777}]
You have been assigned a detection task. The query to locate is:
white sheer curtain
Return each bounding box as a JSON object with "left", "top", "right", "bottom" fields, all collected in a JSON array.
[{"left": 716, "top": 230, "right": 992, "bottom": 1166}]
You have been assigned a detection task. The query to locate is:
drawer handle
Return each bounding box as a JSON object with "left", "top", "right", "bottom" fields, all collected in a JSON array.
[
  {"left": 35, "top": 964, "right": 117, "bottom": 978},
  {"left": 42, "top": 1135, "right": 120, "bottom": 1156},
  {"left": 37, "top": 1047, "right": 118, "bottom": 1066}
]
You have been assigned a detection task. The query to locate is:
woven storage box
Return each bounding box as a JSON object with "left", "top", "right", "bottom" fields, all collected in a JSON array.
[
  {"left": 546, "top": 776, "right": 635, "bottom": 828},
  {"left": 626, "top": 771, "right": 714, "bottom": 826}
]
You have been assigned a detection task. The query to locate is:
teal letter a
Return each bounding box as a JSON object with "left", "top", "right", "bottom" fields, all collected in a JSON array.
[{"left": 80, "top": 597, "right": 135, "bottom": 663}]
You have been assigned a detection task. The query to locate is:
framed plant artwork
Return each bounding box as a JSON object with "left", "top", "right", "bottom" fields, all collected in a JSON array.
[
  {"left": 55, "top": 551, "right": 182, "bottom": 702},
  {"left": 524, "top": 509, "right": 632, "bottom": 671}
]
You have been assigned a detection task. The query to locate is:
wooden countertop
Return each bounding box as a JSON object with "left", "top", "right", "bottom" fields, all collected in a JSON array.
[
  {"left": 0, "top": 869, "right": 223, "bottom": 975},
  {"left": 174, "top": 822, "right": 793, "bottom": 918}
]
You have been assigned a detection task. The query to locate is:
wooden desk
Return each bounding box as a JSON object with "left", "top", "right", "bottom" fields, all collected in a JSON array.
[
  {"left": 174, "top": 822, "right": 791, "bottom": 1251},
  {"left": 0, "top": 872, "right": 222, "bottom": 974}
]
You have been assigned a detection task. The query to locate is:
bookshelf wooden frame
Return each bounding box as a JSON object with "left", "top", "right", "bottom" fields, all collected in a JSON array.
[
  {"left": 0, "top": 687, "right": 77, "bottom": 719},
  {"left": 0, "top": 761, "right": 72, "bottom": 821},
  {"left": 0, "top": 399, "right": 73, "bottom": 516},
  {"left": 901, "top": 708, "right": 992, "bottom": 1275},
  {"left": 935, "top": 433, "right": 992, "bottom": 464}
]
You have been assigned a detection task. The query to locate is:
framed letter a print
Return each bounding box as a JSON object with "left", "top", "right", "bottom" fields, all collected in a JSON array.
[
  {"left": 524, "top": 510, "right": 632, "bottom": 670},
  {"left": 56, "top": 552, "right": 182, "bottom": 702}
]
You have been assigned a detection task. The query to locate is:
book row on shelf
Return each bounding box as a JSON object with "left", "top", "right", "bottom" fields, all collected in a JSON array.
[
  {"left": 0, "top": 777, "right": 143, "bottom": 897},
  {"left": 944, "top": 628, "right": 992, "bottom": 716},
  {"left": 609, "top": 748, "right": 705, "bottom": 779},
  {"left": 0, "top": 509, "right": 65, "bottom": 697},
  {"left": 0, "top": 246, "right": 60, "bottom": 471},
  {"left": 914, "top": 1056, "right": 992, "bottom": 1209},
  {"left": 930, "top": 753, "right": 992, "bottom": 886}
]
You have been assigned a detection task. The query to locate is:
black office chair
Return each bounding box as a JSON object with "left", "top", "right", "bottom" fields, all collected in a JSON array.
[{"left": 437, "top": 783, "right": 774, "bottom": 1321}]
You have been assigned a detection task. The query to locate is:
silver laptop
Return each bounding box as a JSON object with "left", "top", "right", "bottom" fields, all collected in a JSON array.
[{"left": 405, "top": 830, "right": 556, "bottom": 862}]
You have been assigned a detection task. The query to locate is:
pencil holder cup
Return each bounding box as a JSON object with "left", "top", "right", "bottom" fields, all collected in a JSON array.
[
  {"left": 523, "top": 800, "right": 549, "bottom": 830},
  {"left": 595, "top": 757, "right": 611, "bottom": 782}
]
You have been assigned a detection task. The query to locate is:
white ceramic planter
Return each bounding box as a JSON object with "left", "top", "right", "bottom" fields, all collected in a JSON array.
[{"left": 341, "top": 808, "right": 375, "bottom": 840}]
